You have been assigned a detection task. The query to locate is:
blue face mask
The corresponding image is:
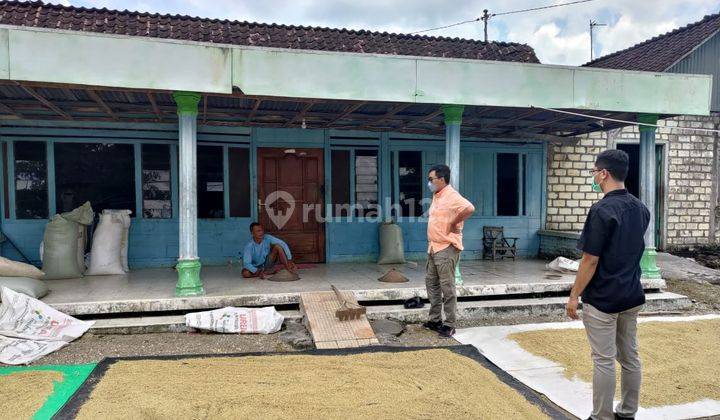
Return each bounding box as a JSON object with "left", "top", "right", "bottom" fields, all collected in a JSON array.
[{"left": 427, "top": 181, "right": 437, "bottom": 193}]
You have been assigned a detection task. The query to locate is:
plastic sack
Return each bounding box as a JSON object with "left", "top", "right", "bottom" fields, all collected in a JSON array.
[
  {"left": 0, "top": 277, "right": 48, "bottom": 299},
  {"left": 185, "top": 306, "right": 284, "bottom": 334},
  {"left": 85, "top": 212, "right": 126, "bottom": 276},
  {"left": 40, "top": 224, "right": 86, "bottom": 271},
  {"left": 41, "top": 215, "right": 82, "bottom": 279},
  {"left": 377, "top": 220, "right": 406, "bottom": 264},
  {"left": 40, "top": 202, "right": 94, "bottom": 274},
  {"left": 546, "top": 257, "right": 580, "bottom": 273},
  {"left": 0, "top": 287, "right": 93, "bottom": 365},
  {"left": 101, "top": 209, "right": 132, "bottom": 272},
  {"left": 0, "top": 256, "right": 44, "bottom": 279}
]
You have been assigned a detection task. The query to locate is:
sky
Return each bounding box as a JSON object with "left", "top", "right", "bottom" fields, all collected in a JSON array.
[{"left": 53, "top": 0, "right": 719, "bottom": 66}]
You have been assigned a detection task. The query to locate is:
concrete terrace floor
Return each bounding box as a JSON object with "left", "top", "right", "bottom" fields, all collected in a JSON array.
[{"left": 42, "top": 259, "right": 666, "bottom": 316}]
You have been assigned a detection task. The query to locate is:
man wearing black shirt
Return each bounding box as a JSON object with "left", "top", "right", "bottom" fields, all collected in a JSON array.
[{"left": 566, "top": 149, "right": 650, "bottom": 420}]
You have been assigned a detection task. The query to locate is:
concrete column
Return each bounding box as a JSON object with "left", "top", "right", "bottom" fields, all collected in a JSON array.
[
  {"left": 638, "top": 114, "right": 661, "bottom": 279},
  {"left": 173, "top": 91, "right": 204, "bottom": 296},
  {"left": 443, "top": 104, "right": 464, "bottom": 285},
  {"left": 443, "top": 105, "right": 464, "bottom": 191}
]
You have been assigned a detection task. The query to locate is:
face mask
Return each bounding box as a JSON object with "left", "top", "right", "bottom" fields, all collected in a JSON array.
[
  {"left": 591, "top": 176, "right": 603, "bottom": 193},
  {"left": 427, "top": 181, "right": 437, "bottom": 193}
]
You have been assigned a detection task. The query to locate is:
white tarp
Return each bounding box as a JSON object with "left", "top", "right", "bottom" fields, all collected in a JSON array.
[
  {"left": 455, "top": 315, "right": 720, "bottom": 420},
  {"left": 185, "top": 306, "right": 284, "bottom": 334},
  {"left": 0, "top": 287, "right": 94, "bottom": 365}
]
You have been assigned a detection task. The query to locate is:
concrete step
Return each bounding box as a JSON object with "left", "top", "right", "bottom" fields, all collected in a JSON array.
[{"left": 88, "top": 292, "right": 690, "bottom": 334}]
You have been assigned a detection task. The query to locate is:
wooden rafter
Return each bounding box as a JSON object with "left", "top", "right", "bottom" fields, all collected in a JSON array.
[
  {"left": 246, "top": 99, "right": 262, "bottom": 123},
  {"left": 146, "top": 92, "right": 163, "bottom": 122},
  {"left": 0, "top": 101, "right": 22, "bottom": 119},
  {"left": 86, "top": 89, "right": 118, "bottom": 121},
  {"left": 202, "top": 94, "right": 208, "bottom": 125},
  {"left": 17, "top": 83, "right": 73, "bottom": 120},
  {"left": 395, "top": 107, "right": 443, "bottom": 131},
  {"left": 481, "top": 109, "right": 543, "bottom": 130},
  {"left": 324, "top": 102, "right": 365, "bottom": 127},
  {"left": 283, "top": 100, "right": 315, "bottom": 128},
  {"left": 365, "top": 103, "right": 411, "bottom": 127}
]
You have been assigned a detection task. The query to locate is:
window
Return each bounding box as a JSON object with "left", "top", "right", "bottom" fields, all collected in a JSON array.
[
  {"left": 397, "top": 151, "right": 423, "bottom": 217},
  {"left": 14, "top": 141, "right": 48, "bottom": 219},
  {"left": 496, "top": 153, "right": 526, "bottom": 216},
  {"left": 197, "top": 145, "right": 224, "bottom": 219},
  {"left": 331, "top": 150, "right": 351, "bottom": 216},
  {"left": 330, "top": 148, "right": 378, "bottom": 217},
  {"left": 2, "top": 143, "right": 8, "bottom": 218},
  {"left": 229, "top": 147, "right": 251, "bottom": 217},
  {"left": 354, "top": 150, "right": 378, "bottom": 217},
  {"left": 55, "top": 143, "right": 136, "bottom": 214},
  {"left": 142, "top": 144, "right": 171, "bottom": 219}
]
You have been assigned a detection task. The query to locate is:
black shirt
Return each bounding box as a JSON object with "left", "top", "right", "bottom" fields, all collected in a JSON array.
[{"left": 577, "top": 189, "right": 650, "bottom": 313}]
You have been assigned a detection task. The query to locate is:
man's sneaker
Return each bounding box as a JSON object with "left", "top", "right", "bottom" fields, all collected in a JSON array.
[
  {"left": 438, "top": 325, "right": 455, "bottom": 338},
  {"left": 422, "top": 320, "right": 442, "bottom": 332},
  {"left": 614, "top": 414, "right": 634, "bottom": 420}
]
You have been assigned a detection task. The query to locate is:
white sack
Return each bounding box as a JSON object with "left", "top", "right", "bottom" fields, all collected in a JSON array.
[
  {"left": 85, "top": 212, "right": 125, "bottom": 276},
  {"left": 546, "top": 256, "right": 580, "bottom": 273},
  {"left": 185, "top": 306, "right": 284, "bottom": 334},
  {"left": 101, "top": 209, "right": 132, "bottom": 272}
]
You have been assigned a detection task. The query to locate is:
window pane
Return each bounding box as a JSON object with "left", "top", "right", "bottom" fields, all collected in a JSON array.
[
  {"left": 355, "top": 149, "right": 378, "bottom": 217},
  {"left": 142, "top": 144, "right": 171, "bottom": 219},
  {"left": 229, "top": 147, "right": 251, "bottom": 217},
  {"left": 197, "top": 145, "right": 224, "bottom": 219},
  {"left": 331, "top": 150, "right": 350, "bottom": 217},
  {"left": 398, "top": 151, "right": 422, "bottom": 217},
  {"left": 14, "top": 141, "right": 48, "bottom": 219},
  {"left": 497, "top": 153, "right": 519, "bottom": 216},
  {"left": 2, "top": 143, "right": 8, "bottom": 218},
  {"left": 55, "top": 143, "right": 136, "bottom": 215}
]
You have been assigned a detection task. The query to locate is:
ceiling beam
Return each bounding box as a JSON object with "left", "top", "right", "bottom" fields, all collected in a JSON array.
[
  {"left": 394, "top": 107, "right": 443, "bottom": 131},
  {"left": 481, "top": 109, "right": 544, "bottom": 130},
  {"left": 366, "top": 103, "right": 412, "bottom": 127},
  {"left": 86, "top": 89, "right": 118, "bottom": 121},
  {"left": 0, "top": 102, "right": 22, "bottom": 119},
  {"left": 17, "top": 83, "right": 73, "bottom": 120},
  {"left": 246, "top": 99, "right": 262, "bottom": 123},
  {"left": 146, "top": 93, "right": 163, "bottom": 122},
  {"left": 324, "top": 102, "right": 365, "bottom": 127},
  {"left": 283, "top": 100, "right": 315, "bottom": 128}
]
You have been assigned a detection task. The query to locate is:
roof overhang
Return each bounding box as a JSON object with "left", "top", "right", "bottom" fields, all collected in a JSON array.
[{"left": 0, "top": 25, "right": 712, "bottom": 117}]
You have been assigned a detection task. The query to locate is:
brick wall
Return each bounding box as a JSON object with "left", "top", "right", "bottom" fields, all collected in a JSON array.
[{"left": 545, "top": 114, "right": 719, "bottom": 249}]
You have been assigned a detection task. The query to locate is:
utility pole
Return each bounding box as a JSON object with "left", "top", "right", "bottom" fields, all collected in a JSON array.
[
  {"left": 589, "top": 19, "right": 607, "bottom": 61},
  {"left": 481, "top": 9, "right": 490, "bottom": 42}
]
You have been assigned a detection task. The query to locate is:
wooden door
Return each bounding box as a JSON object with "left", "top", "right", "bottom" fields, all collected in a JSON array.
[{"left": 257, "top": 148, "right": 325, "bottom": 263}]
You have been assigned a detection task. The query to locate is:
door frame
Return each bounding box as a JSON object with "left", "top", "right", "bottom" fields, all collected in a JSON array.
[{"left": 256, "top": 146, "right": 326, "bottom": 263}]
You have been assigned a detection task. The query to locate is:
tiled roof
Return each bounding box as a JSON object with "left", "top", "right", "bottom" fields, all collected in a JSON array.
[
  {"left": 584, "top": 12, "right": 720, "bottom": 72},
  {"left": 0, "top": 1, "right": 540, "bottom": 63}
]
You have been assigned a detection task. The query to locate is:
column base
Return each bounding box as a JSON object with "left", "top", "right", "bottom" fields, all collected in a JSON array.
[
  {"left": 176, "top": 259, "right": 204, "bottom": 296},
  {"left": 640, "top": 247, "right": 662, "bottom": 279}
]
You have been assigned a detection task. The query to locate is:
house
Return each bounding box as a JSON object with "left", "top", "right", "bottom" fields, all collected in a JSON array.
[
  {"left": 544, "top": 11, "right": 720, "bottom": 254},
  {"left": 0, "top": 1, "right": 710, "bottom": 298}
]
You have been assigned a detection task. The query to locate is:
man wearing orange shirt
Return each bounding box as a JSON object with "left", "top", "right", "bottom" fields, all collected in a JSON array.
[{"left": 423, "top": 164, "right": 475, "bottom": 337}]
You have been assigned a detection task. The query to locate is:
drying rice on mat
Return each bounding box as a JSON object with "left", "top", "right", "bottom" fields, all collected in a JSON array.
[
  {"left": 75, "top": 349, "right": 549, "bottom": 419},
  {"left": 509, "top": 318, "right": 720, "bottom": 407},
  {"left": 0, "top": 370, "right": 63, "bottom": 419}
]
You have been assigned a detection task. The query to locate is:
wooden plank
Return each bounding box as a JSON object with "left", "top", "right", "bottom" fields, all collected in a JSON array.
[{"left": 300, "top": 290, "right": 377, "bottom": 349}]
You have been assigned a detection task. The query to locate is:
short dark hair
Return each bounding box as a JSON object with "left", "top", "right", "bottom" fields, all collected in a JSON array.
[
  {"left": 429, "top": 164, "right": 451, "bottom": 184},
  {"left": 595, "top": 149, "right": 629, "bottom": 182},
  {"left": 249, "top": 222, "right": 262, "bottom": 232}
]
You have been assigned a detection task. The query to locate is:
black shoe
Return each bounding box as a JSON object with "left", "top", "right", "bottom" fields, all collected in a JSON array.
[
  {"left": 615, "top": 413, "right": 634, "bottom": 420},
  {"left": 422, "top": 320, "right": 442, "bottom": 332},
  {"left": 438, "top": 325, "right": 455, "bottom": 338}
]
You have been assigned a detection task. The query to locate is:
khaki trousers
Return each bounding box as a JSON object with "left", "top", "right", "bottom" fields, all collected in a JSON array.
[{"left": 425, "top": 246, "right": 460, "bottom": 328}]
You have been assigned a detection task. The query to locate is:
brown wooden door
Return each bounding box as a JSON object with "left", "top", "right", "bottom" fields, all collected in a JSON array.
[{"left": 257, "top": 148, "right": 325, "bottom": 263}]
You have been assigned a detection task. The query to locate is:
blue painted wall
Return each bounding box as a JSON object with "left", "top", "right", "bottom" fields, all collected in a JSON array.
[{"left": 0, "top": 120, "right": 546, "bottom": 267}]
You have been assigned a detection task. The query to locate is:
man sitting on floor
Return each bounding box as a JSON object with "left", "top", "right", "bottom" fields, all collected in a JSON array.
[{"left": 241, "top": 222, "right": 297, "bottom": 278}]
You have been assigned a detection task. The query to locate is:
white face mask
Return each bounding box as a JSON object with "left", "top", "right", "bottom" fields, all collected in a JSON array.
[{"left": 427, "top": 181, "right": 437, "bottom": 193}]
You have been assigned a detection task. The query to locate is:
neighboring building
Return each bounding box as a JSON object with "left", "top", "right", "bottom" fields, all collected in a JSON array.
[{"left": 544, "top": 12, "right": 720, "bottom": 253}]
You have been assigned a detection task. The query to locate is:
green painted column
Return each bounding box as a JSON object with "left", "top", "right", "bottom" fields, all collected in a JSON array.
[
  {"left": 638, "top": 114, "right": 662, "bottom": 279},
  {"left": 443, "top": 104, "right": 465, "bottom": 285},
  {"left": 173, "top": 91, "right": 205, "bottom": 296}
]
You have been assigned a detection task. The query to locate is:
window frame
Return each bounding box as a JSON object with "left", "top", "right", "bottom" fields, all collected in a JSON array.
[{"left": 328, "top": 145, "right": 380, "bottom": 221}]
